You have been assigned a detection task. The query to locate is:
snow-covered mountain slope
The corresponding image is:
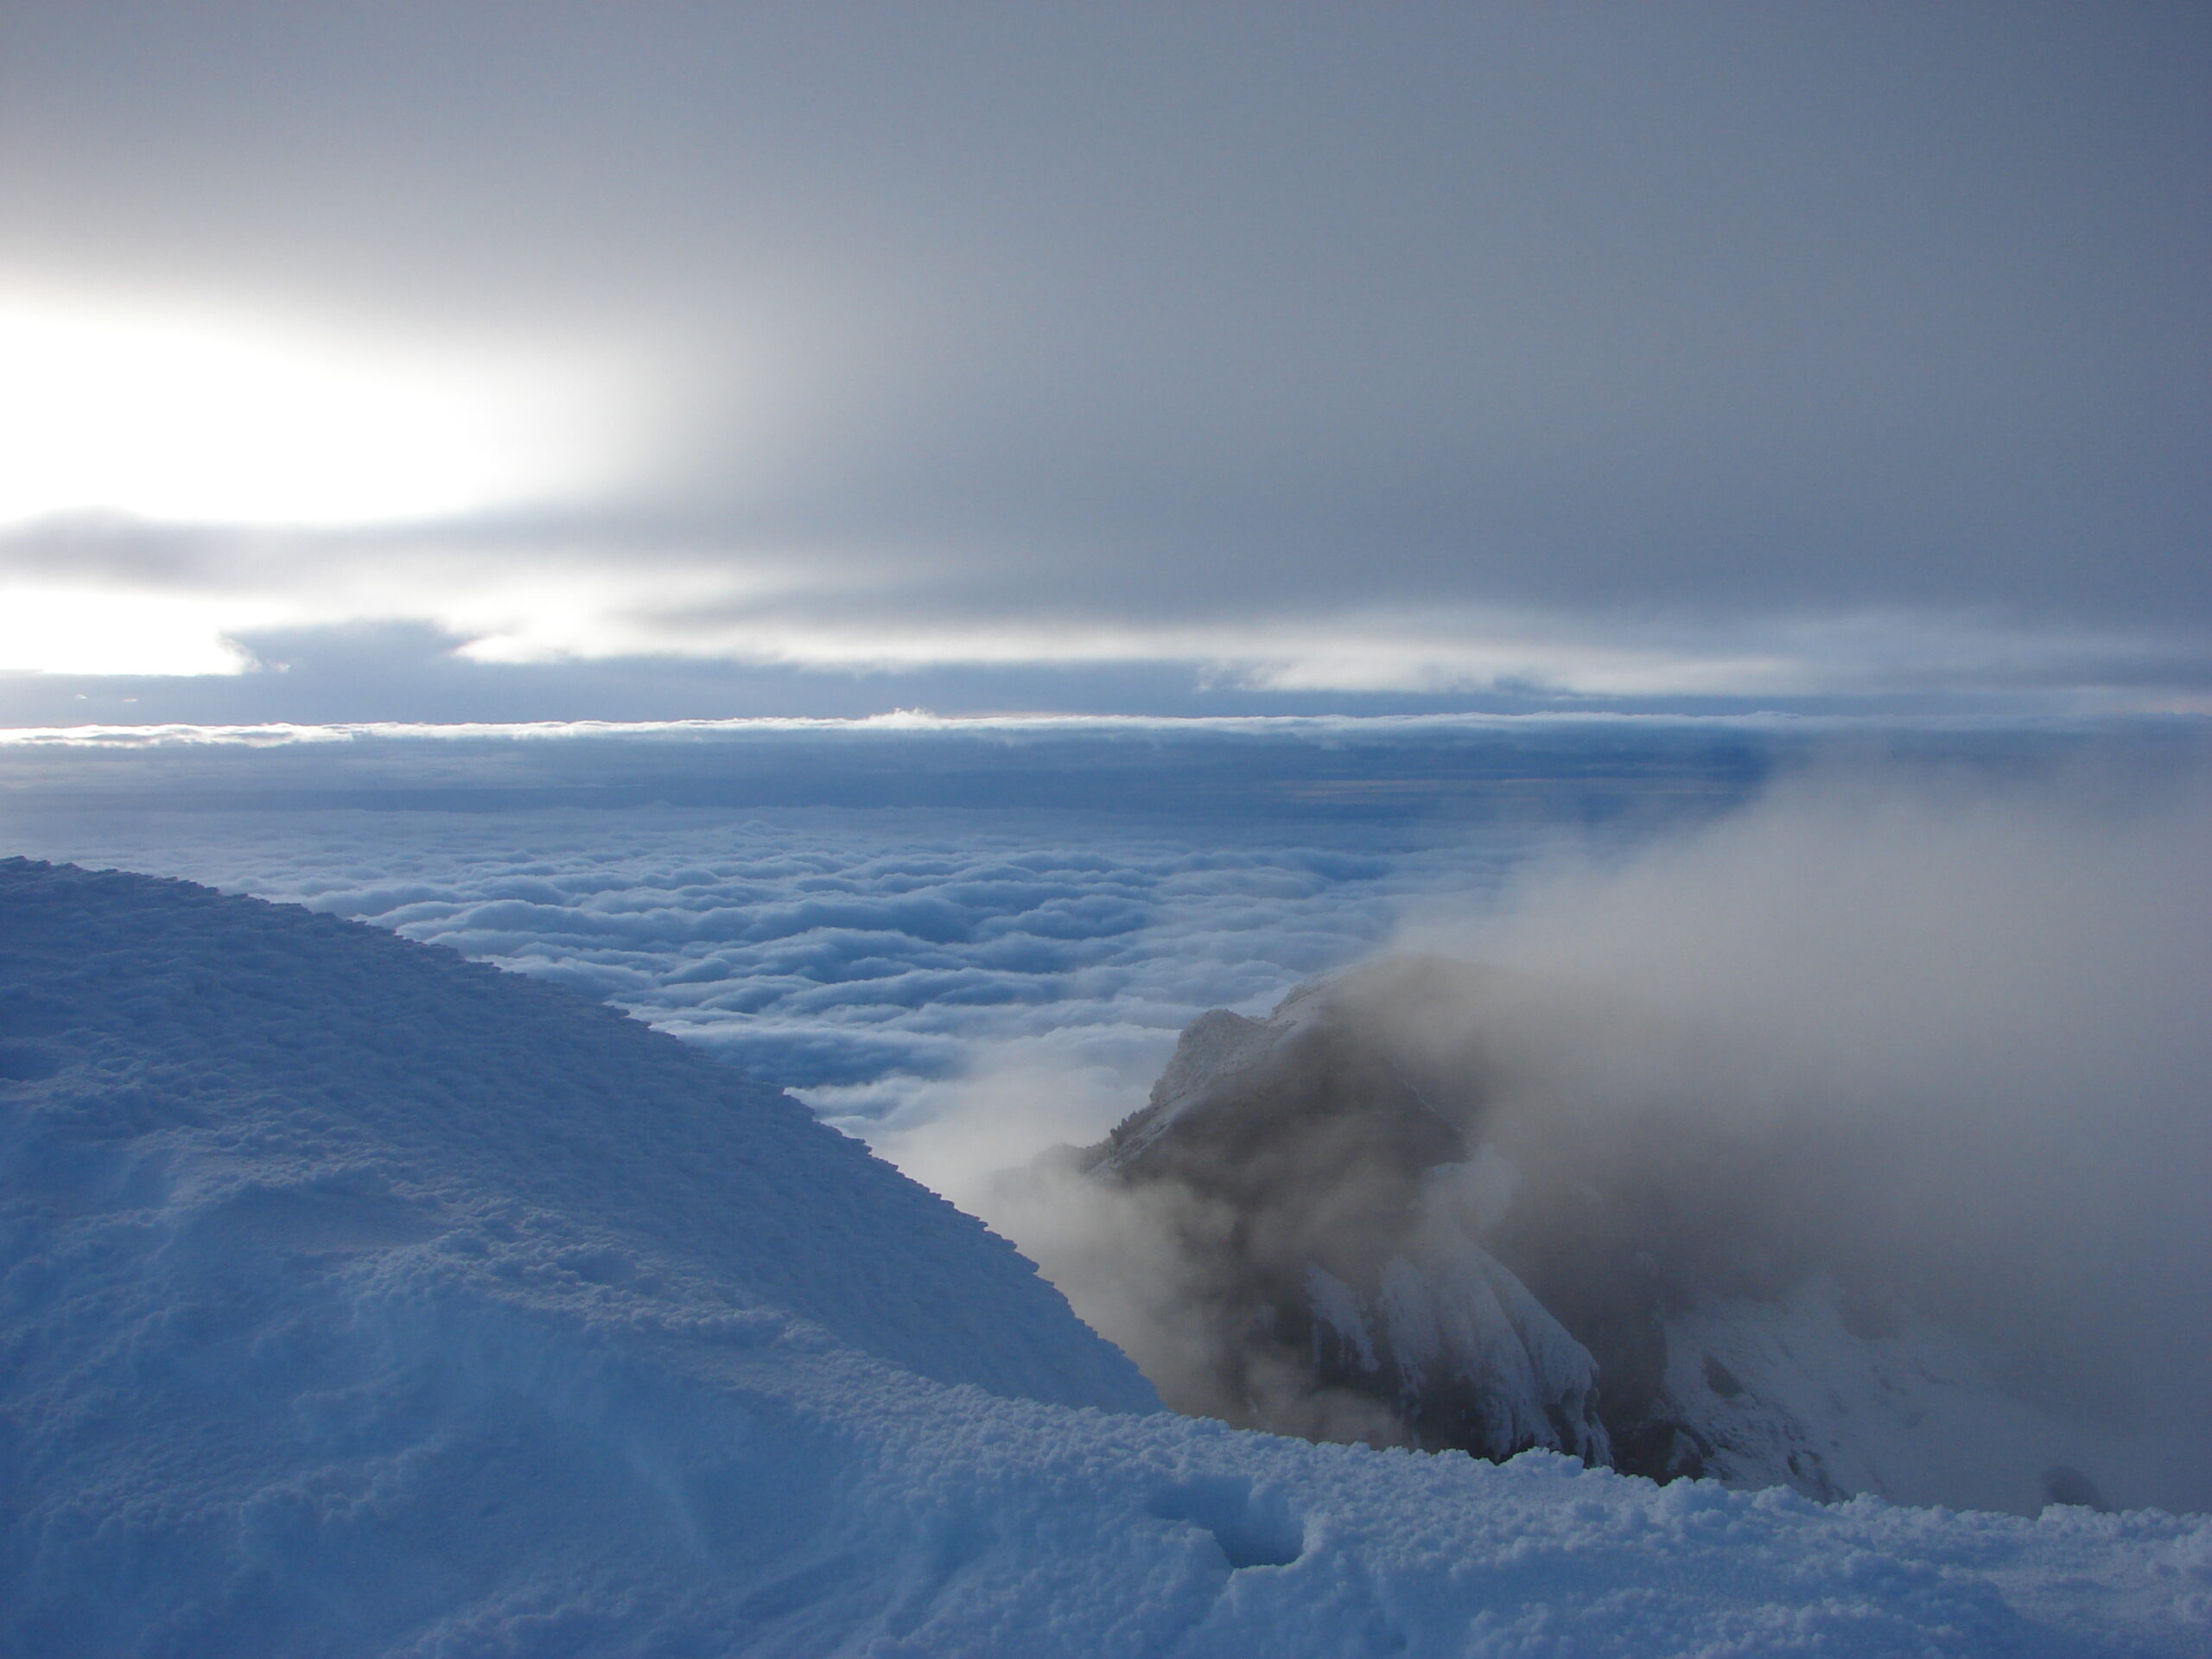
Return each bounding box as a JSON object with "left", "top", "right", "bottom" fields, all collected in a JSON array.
[
  {"left": 3, "top": 863, "right": 2205, "bottom": 1656},
  {"left": 1073, "top": 957, "right": 2179, "bottom": 1516},
  {"left": 0, "top": 857, "right": 1152, "bottom": 1414}
]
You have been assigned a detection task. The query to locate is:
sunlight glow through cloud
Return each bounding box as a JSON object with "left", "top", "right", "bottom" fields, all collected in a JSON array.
[
  {"left": 0, "top": 290, "right": 626, "bottom": 528},
  {"left": 0, "top": 584, "right": 270, "bottom": 676}
]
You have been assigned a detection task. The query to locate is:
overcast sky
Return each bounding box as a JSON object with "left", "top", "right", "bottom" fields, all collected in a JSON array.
[{"left": 1, "top": 3, "right": 2204, "bottom": 720}]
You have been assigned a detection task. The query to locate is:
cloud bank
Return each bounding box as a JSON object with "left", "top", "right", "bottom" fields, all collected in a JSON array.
[{"left": 1439, "top": 768, "right": 2212, "bottom": 1426}]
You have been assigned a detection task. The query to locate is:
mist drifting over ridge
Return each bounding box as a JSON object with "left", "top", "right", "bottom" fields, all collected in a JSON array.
[
  {"left": 946, "top": 762, "right": 2212, "bottom": 1513},
  {"left": 1438, "top": 767, "right": 2212, "bottom": 1425},
  {"left": 4, "top": 716, "right": 2203, "bottom": 1514}
]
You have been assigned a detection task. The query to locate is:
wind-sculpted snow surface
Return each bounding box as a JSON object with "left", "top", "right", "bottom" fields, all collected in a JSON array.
[
  {"left": 1, "top": 861, "right": 2204, "bottom": 1656},
  {"left": 0, "top": 858, "right": 1150, "bottom": 1411}
]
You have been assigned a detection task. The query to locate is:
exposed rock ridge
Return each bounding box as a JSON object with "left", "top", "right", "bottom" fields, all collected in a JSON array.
[
  {"left": 1082, "top": 957, "right": 1613, "bottom": 1464},
  {"left": 1077, "top": 955, "right": 2152, "bottom": 1510}
]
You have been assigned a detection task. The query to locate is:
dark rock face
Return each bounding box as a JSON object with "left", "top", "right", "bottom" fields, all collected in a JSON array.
[
  {"left": 1067, "top": 953, "right": 2152, "bottom": 1514},
  {"left": 1080, "top": 960, "right": 1602, "bottom": 1462},
  {"left": 1080, "top": 957, "right": 1785, "bottom": 1477}
]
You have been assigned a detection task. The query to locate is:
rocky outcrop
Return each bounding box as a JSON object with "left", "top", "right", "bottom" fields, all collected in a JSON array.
[
  {"left": 1082, "top": 957, "right": 1618, "bottom": 1465},
  {"left": 1077, "top": 957, "right": 2146, "bottom": 1510}
]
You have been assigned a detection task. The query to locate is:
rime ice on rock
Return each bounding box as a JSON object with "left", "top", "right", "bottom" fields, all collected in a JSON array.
[{"left": 1078, "top": 957, "right": 2173, "bottom": 1516}]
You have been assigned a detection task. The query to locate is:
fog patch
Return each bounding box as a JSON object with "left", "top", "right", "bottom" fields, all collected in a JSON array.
[
  {"left": 1426, "top": 769, "right": 2212, "bottom": 1444},
  {"left": 899, "top": 762, "right": 2212, "bottom": 1511}
]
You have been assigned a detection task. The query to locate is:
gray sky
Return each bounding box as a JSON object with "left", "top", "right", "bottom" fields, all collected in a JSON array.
[{"left": 0, "top": 2, "right": 2204, "bottom": 717}]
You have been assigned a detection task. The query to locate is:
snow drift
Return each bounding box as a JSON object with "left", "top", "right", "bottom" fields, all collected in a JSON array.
[{"left": 1, "top": 858, "right": 2205, "bottom": 1656}]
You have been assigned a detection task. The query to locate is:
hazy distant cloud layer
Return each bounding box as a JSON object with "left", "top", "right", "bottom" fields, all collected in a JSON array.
[
  {"left": 0, "top": 4, "right": 2204, "bottom": 711},
  {"left": 5, "top": 712, "right": 2194, "bottom": 1126}
]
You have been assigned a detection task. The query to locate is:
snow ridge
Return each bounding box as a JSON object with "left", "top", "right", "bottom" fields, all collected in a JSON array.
[{"left": 0, "top": 857, "right": 1150, "bottom": 1412}]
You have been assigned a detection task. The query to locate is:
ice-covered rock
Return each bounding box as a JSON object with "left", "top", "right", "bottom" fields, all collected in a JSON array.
[
  {"left": 1083, "top": 957, "right": 1611, "bottom": 1461},
  {"left": 1077, "top": 956, "right": 2176, "bottom": 1515}
]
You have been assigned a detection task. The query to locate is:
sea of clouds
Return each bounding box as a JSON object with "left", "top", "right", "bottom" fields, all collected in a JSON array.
[
  {"left": 0, "top": 715, "right": 1781, "bottom": 1141},
  {"left": 0, "top": 798, "right": 1526, "bottom": 1141}
]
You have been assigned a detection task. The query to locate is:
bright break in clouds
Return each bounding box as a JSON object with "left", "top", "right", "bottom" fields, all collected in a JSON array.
[{"left": 0, "top": 4, "right": 2205, "bottom": 719}]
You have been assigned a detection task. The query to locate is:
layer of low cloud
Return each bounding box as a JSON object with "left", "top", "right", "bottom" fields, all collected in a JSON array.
[
  {"left": 0, "top": 5, "right": 2204, "bottom": 709},
  {"left": 0, "top": 791, "right": 1514, "bottom": 1106},
  {"left": 0, "top": 715, "right": 1802, "bottom": 1125},
  {"left": 10, "top": 546, "right": 2206, "bottom": 718}
]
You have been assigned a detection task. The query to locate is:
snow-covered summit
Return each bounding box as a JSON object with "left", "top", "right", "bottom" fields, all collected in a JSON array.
[{"left": 3, "top": 863, "right": 2204, "bottom": 1656}]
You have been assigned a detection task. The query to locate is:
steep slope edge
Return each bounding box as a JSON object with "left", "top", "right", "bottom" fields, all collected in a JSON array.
[{"left": 0, "top": 859, "right": 1154, "bottom": 1411}]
